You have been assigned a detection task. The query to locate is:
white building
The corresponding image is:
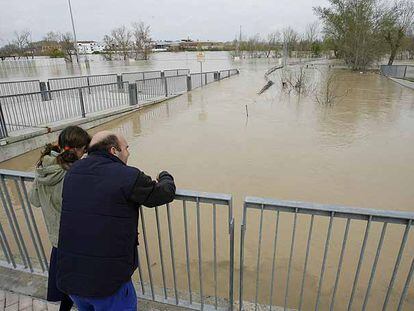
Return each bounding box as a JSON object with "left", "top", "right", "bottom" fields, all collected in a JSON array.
[{"left": 77, "top": 41, "right": 105, "bottom": 54}]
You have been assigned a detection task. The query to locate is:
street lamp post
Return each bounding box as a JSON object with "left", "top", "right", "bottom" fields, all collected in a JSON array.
[{"left": 67, "top": 0, "right": 79, "bottom": 63}]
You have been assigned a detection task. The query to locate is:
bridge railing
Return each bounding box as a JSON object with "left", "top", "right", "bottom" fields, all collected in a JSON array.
[
  {"left": 0, "top": 82, "right": 130, "bottom": 133},
  {"left": 0, "top": 80, "right": 41, "bottom": 96},
  {"left": 0, "top": 169, "right": 235, "bottom": 311},
  {"left": 240, "top": 197, "right": 414, "bottom": 311}
]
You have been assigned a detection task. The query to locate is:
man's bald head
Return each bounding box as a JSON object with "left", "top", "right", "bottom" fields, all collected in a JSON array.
[{"left": 88, "top": 131, "right": 130, "bottom": 164}]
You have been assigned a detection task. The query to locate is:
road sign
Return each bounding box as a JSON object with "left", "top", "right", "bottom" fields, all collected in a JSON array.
[{"left": 197, "top": 52, "right": 205, "bottom": 62}]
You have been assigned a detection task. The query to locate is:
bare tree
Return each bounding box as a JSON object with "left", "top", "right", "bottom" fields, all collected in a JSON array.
[
  {"left": 381, "top": 0, "right": 414, "bottom": 65},
  {"left": 102, "top": 35, "right": 115, "bottom": 60},
  {"left": 266, "top": 31, "right": 281, "bottom": 57},
  {"left": 111, "top": 25, "right": 132, "bottom": 60},
  {"left": 60, "top": 32, "right": 75, "bottom": 62},
  {"left": 44, "top": 31, "right": 61, "bottom": 43},
  {"left": 281, "top": 66, "right": 309, "bottom": 95},
  {"left": 314, "top": 69, "right": 348, "bottom": 106},
  {"left": 305, "top": 22, "right": 320, "bottom": 44},
  {"left": 131, "top": 22, "right": 152, "bottom": 60},
  {"left": 13, "top": 30, "right": 31, "bottom": 58},
  {"left": 282, "top": 27, "right": 299, "bottom": 57}
]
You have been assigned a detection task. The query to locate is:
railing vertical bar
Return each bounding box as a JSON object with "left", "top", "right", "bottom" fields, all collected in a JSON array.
[
  {"left": 254, "top": 204, "right": 265, "bottom": 311},
  {"left": 382, "top": 219, "right": 412, "bottom": 311},
  {"left": 239, "top": 202, "right": 247, "bottom": 311},
  {"left": 298, "top": 214, "right": 315, "bottom": 311},
  {"left": 13, "top": 179, "right": 46, "bottom": 272},
  {"left": 329, "top": 218, "right": 351, "bottom": 311},
  {"left": 269, "top": 210, "right": 280, "bottom": 311},
  {"left": 314, "top": 212, "right": 334, "bottom": 311},
  {"left": 0, "top": 176, "right": 31, "bottom": 269},
  {"left": 136, "top": 247, "right": 146, "bottom": 295},
  {"left": 213, "top": 203, "right": 218, "bottom": 309},
  {"left": 0, "top": 219, "right": 14, "bottom": 266},
  {"left": 21, "top": 177, "right": 49, "bottom": 269},
  {"left": 154, "top": 206, "right": 168, "bottom": 299},
  {"left": 284, "top": 208, "right": 298, "bottom": 311},
  {"left": 362, "top": 222, "right": 388, "bottom": 311},
  {"left": 182, "top": 200, "right": 193, "bottom": 304},
  {"left": 139, "top": 206, "right": 155, "bottom": 300},
  {"left": 397, "top": 255, "right": 414, "bottom": 311},
  {"left": 166, "top": 203, "right": 179, "bottom": 304},
  {"left": 196, "top": 197, "right": 204, "bottom": 310},
  {"left": 348, "top": 216, "right": 372, "bottom": 311}
]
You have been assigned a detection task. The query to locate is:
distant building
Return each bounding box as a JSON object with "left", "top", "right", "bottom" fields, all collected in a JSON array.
[
  {"left": 152, "top": 40, "right": 174, "bottom": 51},
  {"left": 77, "top": 41, "right": 105, "bottom": 54}
]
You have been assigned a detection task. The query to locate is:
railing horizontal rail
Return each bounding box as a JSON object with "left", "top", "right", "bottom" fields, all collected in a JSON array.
[{"left": 245, "top": 196, "right": 414, "bottom": 224}]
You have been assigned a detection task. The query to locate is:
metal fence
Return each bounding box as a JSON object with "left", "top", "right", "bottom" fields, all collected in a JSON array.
[
  {"left": 380, "top": 65, "right": 414, "bottom": 80},
  {"left": 165, "top": 69, "right": 190, "bottom": 77},
  {"left": 0, "top": 169, "right": 235, "bottom": 311},
  {"left": 122, "top": 71, "right": 162, "bottom": 83},
  {"left": 2, "top": 168, "right": 414, "bottom": 310},
  {"left": 0, "top": 69, "right": 239, "bottom": 138},
  {"left": 240, "top": 197, "right": 414, "bottom": 311},
  {"left": 0, "top": 80, "right": 41, "bottom": 96},
  {"left": 47, "top": 74, "right": 118, "bottom": 90},
  {"left": 0, "top": 82, "right": 129, "bottom": 133}
]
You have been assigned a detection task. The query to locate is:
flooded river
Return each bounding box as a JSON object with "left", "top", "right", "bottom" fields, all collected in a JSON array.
[{"left": 1, "top": 53, "right": 414, "bottom": 310}]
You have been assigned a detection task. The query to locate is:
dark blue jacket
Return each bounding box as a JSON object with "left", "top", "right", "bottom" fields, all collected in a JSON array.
[{"left": 56, "top": 151, "right": 175, "bottom": 297}]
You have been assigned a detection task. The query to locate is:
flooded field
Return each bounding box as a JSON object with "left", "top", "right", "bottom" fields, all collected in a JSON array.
[{"left": 1, "top": 53, "right": 414, "bottom": 310}]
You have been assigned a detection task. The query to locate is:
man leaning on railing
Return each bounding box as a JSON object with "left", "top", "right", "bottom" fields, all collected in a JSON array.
[{"left": 56, "top": 130, "right": 176, "bottom": 311}]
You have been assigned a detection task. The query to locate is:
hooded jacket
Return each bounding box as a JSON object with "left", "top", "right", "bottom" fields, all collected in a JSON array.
[{"left": 29, "top": 151, "right": 66, "bottom": 248}]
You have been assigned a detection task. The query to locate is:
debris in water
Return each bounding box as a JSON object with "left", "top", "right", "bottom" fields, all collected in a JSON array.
[{"left": 258, "top": 80, "right": 274, "bottom": 95}]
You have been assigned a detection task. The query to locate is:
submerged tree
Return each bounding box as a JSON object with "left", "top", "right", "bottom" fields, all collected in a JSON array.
[
  {"left": 315, "top": 0, "right": 384, "bottom": 70},
  {"left": 131, "top": 22, "right": 152, "bottom": 60}
]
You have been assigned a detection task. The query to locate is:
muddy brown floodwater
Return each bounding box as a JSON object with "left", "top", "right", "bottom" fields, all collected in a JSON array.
[{"left": 1, "top": 57, "right": 414, "bottom": 310}]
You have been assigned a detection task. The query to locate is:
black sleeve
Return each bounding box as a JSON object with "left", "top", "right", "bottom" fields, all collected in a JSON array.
[{"left": 129, "top": 170, "right": 176, "bottom": 207}]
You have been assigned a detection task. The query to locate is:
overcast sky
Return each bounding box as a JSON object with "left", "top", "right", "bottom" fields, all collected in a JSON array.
[{"left": 0, "top": 0, "right": 330, "bottom": 44}]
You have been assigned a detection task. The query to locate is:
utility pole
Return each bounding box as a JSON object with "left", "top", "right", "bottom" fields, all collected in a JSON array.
[{"left": 68, "top": 0, "right": 79, "bottom": 63}]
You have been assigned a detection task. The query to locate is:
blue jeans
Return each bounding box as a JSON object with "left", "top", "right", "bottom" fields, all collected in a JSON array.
[{"left": 70, "top": 280, "right": 137, "bottom": 311}]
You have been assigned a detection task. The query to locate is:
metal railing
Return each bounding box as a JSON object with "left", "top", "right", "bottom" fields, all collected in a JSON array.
[
  {"left": 47, "top": 74, "right": 118, "bottom": 90},
  {"left": 0, "top": 169, "right": 235, "bottom": 311},
  {"left": 165, "top": 69, "right": 190, "bottom": 77},
  {"left": 0, "top": 82, "right": 129, "bottom": 133},
  {"left": 122, "top": 70, "right": 162, "bottom": 83},
  {"left": 0, "top": 80, "right": 41, "bottom": 96},
  {"left": 0, "top": 69, "right": 240, "bottom": 138},
  {"left": 380, "top": 65, "right": 414, "bottom": 80},
  {"left": 240, "top": 197, "right": 414, "bottom": 311}
]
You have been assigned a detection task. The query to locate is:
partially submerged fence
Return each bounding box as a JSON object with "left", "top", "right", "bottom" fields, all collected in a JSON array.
[
  {"left": 47, "top": 74, "right": 118, "bottom": 90},
  {"left": 0, "top": 69, "right": 239, "bottom": 139},
  {"left": 0, "top": 169, "right": 235, "bottom": 311},
  {"left": 0, "top": 82, "right": 129, "bottom": 133},
  {"left": 240, "top": 197, "right": 414, "bottom": 311},
  {"left": 380, "top": 65, "right": 414, "bottom": 81}
]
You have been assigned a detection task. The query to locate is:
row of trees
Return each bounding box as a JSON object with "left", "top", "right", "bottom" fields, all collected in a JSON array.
[
  {"left": 233, "top": 23, "right": 323, "bottom": 59},
  {"left": 0, "top": 30, "right": 76, "bottom": 61},
  {"left": 103, "top": 22, "right": 152, "bottom": 61},
  {"left": 315, "top": 0, "right": 414, "bottom": 70},
  {"left": 0, "top": 21, "right": 152, "bottom": 62}
]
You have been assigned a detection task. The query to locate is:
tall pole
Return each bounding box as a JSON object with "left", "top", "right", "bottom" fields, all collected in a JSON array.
[{"left": 68, "top": 0, "right": 79, "bottom": 63}]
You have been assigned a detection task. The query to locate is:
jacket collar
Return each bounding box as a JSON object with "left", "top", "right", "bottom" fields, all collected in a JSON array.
[{"left": 88, "top": 151, "right": 126, "bottom": 166}]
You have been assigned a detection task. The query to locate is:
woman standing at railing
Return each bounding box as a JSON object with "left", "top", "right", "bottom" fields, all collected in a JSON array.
[{"left": 29, "top": 126, "right": 91, "bottom": 311}]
